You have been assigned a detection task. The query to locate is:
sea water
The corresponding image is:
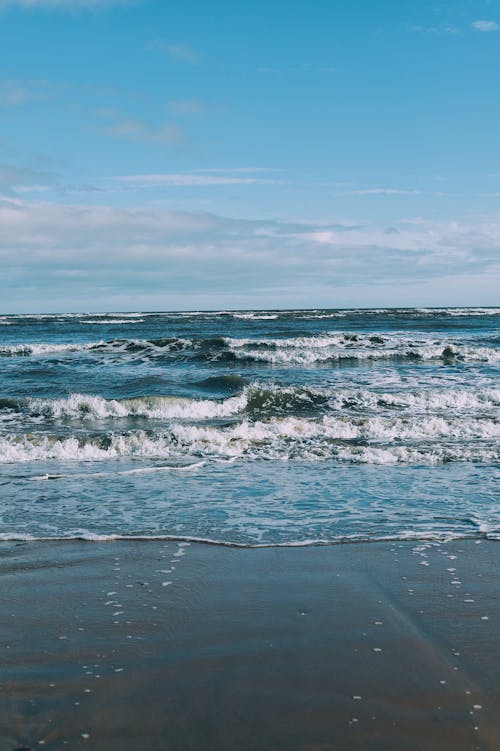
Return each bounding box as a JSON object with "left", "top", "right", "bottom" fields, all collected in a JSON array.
[{"left": 0, "top": 308, "right": 498, "bottom": 545}]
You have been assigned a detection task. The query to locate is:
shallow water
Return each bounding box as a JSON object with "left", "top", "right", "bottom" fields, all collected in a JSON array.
[{"left": 0, "top": 308, "right": 498, "bottom": 544}]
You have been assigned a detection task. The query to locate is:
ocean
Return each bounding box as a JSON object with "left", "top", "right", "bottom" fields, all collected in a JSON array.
[{"left": 0, "top": 308, "right": 498, "bottom": 545}]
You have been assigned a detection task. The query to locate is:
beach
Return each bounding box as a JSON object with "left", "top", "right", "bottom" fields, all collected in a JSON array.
[{"left": 2, "top": 539, "right": 499, "bottom": 751}]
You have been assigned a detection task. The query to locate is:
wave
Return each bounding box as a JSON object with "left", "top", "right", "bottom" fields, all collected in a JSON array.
[
  {"left": 0, "top": 531, "right": 495, "bottom": 545},
  {"left": 3, "top": 385, "right": 499, "bottom": 424},
  {"left": 31, "top": 460, "right": 206, "bottom": 480},
  {"left": 414, "top": 307, "right": 500, "bottom": 317},
  {"left": 2, "top": 331, "right": 499, "bottom": 364},
  {"left": 96, "top": 312, "right": 150, "bottom": 318},
  {"left": 232, "top": 313, "right": 279, "bottom": 320},
  {"left": 3, "top": 308, "right": 499, "bottom": 324},
  {"left": 220, "top": 333, "right": 500, "bottom": 365},
  {"left": 0, "top": 337, "right": 193, "bottom": 358},
  {"left": 1, "top": 412, "right": 498, "bottom": 464},
  {"left": 81, "top": 318, "right": 144, "bottom": 325},
  {"left": 121, "top": 307, "right": 500, "bottom": 319},
  {"left": 7, "top": 312, "right": 151, "bottom": 320},
  {"left": 195, "top": 374, "right": 247, "bottom": 391},
  {"left": 157, "top": 307, "right": 500, "bottom": 319},
  {"left": 21, "top": 392, "right": 248, "bottom": 420},
  {"left": 0, "top": 341, "right": 106, "bottom": 357}
]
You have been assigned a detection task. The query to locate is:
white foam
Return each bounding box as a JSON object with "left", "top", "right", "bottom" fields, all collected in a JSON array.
[
  {"left": 0, "top": 337, "right": 194, "bottom": 358},
  {"left": 0, "top": 530, "right": 491, "bottom": 545},
  {"left": 415, "top": 307, "right": 500, "bottom": 317},
  {"left": 14, "top": 384, "right": 500, "bottom": 426},
  {"left": 2, "top": 412, "right": 498, "bottom": 464},
  {"left": 331, "top": 387, "right": 500, "bottom": 412},
  {"left": 223, "top": 332, "right": 500, "bottom": 365},
  {"left": 0, "top": 341, "right": 105, "bottom": 357},
  {"left": 26, "top": 391, "right": 248, "bottom": 420},
  {"left": 81, "top": 319, "right": 144, "bottom": 324},
  {"left": 232, "top": 313, "right": 279, "bottom": 320}
]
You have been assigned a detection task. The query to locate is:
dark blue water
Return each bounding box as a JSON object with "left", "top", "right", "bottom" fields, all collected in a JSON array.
[{"left": 0, "top": 308, "right": 499, "bottom": 544}]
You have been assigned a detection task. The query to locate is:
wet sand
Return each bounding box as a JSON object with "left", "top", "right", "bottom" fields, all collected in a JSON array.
[{"left": 1, "top": 539, "right": 499, "bottom": 751}]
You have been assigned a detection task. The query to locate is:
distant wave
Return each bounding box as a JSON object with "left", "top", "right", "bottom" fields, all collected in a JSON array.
[
  {"left": 220, "top": 333, "right": 500, "bottom": 365},
  {"left": 0, "top": 338, "right": 191, "bottom": 357},
  {"left": 81, "top": 318, "right": 144, "bottom": 325},
  {"left": 0, "top": 341, "right": 106, "bottom": 357},
  {"left": 2, "top": 331, "right": 499, "bottom": 363},
  {"left": 2, "top": 307, "right": 499, "bottom": 325}
]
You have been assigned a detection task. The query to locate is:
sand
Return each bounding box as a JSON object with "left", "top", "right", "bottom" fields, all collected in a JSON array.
[{"left": 1, "top": 539, "right": 499, "bottom": 751}]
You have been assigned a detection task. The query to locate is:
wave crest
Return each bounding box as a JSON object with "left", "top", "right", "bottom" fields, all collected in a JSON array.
[{"left": 1, "top": 412, "right": 498, "bottom": 464}]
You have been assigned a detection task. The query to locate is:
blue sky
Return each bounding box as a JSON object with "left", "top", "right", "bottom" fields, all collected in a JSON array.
[{"left": 1, "top": 0, "right": 499, "bottom": 311}]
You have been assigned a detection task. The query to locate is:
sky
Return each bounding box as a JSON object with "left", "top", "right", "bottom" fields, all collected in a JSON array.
[{"left": 1, "top": 0, "right": 500, "bottom": 312}]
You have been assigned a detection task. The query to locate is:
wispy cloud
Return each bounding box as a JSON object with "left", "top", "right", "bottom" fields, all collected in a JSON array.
[
  {"left": 1, "top": 160, "right": 282, "bottom": 196},
  {"left": 335, "top": 188, "right": 423, "bottom": 196},
  {"left": 194, "top": 167, "right": 280, "bottom": 174},
  {"left": 331, "top": 187, "right": 451, "bottom": 198},
  {"left": 96, "top": 110, "right": 186, "bottom": 147},
  {"left": 147, "top": 39, "right": 199, "bottom": 64},
  {"left": 0, "top": 78, "right": 58, "bottom": 106},
  {"left": 114, "top": 172, "right": 280, "bottom": 187},
  {"left": 101, "top": 120, "right": 185, "bottom": 146},
  {"left": 472, "top": 20, "right": 499, "bottom": 32},
  {"left": 0, "top": 162, "right": 56, "bottom": 193},
  {"left": 168, "top": 100, "right": 204, "bottom": 115},
  {"left": 407, "top": 24, "right": 461, "bottom": 36}
]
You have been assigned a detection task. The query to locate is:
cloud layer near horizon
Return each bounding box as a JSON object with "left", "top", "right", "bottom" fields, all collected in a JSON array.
[{"left": 2, "top": 197, "right": 499, "bottom": 311}]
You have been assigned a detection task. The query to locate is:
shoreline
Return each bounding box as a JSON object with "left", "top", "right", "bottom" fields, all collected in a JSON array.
[
  {"left": 1, "top": 539, "right": 499, "bottom": 750},
  {"left": 1, "top": 531, "right": 498, "bottom": 546}
]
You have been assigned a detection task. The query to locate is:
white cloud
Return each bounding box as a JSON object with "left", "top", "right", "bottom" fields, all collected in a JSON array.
[
  {"left": 1, "top": 198, "right": 499, "bottom": 311},
  {"left": 336, "top": 188, "right": 422, "bottom": 196},
  {"left": 147, "top": 39, "right": 199, "bottom": 64},
  {"left": 408, "top": 24, "right": 460, "bottom": 36},
  {"left": 472, "top": 20, "right": 499, "bottom": 32},
  {"left": 1, "top": 162, "right": 282, "bottom": 196},
  {"left": 114, "top": 173, "right": 280, "bottom": 187},
  {"left": 195, "top": 167, "right": 281, "bottom": 174}
]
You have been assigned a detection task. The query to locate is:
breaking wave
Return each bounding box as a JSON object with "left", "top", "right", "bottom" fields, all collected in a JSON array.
[
  {"left": 0, "top": 341, "right": 105, "bottom": 357},
  {"left": 2, "top": 384, "right": 499, "bottom": 424},
  {"left": 1, "top": 409, "right": 498, "bottom": 464},
  {"left": 220, "top": 333, "right": 500, "bottom": 365},
  {"left": 2, "top": 331, "right": 499, "bottom": 364}
]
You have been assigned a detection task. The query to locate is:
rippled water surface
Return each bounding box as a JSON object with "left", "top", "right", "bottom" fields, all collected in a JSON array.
[{"left": 0, "top": 308, "right": 498, "bottom": 544}]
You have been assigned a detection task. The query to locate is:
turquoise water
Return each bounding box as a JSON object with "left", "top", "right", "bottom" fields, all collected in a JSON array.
[{"left": 0, "top": 308, "right": 499, "bottom": 544}]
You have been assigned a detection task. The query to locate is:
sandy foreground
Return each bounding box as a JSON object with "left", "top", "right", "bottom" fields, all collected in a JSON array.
[{"left": 1, "top": 538, "right": 499, "bottom": 751}]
